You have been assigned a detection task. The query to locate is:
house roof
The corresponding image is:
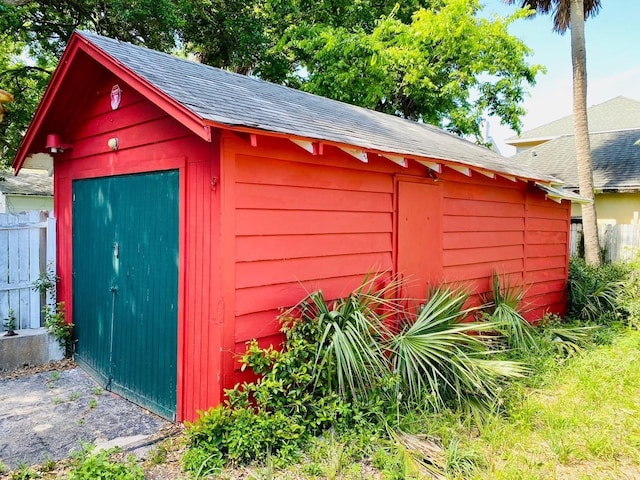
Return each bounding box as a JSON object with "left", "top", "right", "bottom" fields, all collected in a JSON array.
[
  {"left": 506, "top": 96, "right": 640, "bottom": 145},
  {"left": 0, "top": 170, "right": 53, "bottom": 197},
  {"left": 514, "top": 128, "right": 640, "bottom": 191},
  {"left": 14, "top": 31, "right": 558, "bottom": 184}
]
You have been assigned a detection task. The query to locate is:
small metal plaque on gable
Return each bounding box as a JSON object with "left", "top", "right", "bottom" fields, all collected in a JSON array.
[{"left": 110, "top": 84, "right": 122, "bottom": 110}]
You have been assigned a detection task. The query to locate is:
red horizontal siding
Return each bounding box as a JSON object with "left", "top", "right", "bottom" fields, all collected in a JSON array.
[
  {"left": 236, "top": 210, "right": 392, "bottom": 236},
  {"left": 442, "top": 181, "right": 524, "bottom": 203},
  {"left": 527, "top": 230, "right": 567, "bottom": 245},
  {"left": 236, "top": 154, "right": 393, "bottom": 193},
  {"left": 236, "top": 252, "right": 392, "bottom": 289},
  {"left": 70, "top": 116, "right": 192, "bottom": 160},
  {"left": 236, "top": 232, "right": 392, "bottom": 262},
  {"left": 231, "top": 149, "right": 395, "bottom": 342},
  {"left": 443, "top": 198, "right": 524, "bottom": 218},
  {"left": 527, "top": 217, "right": 567, "bottom": 232},
  {"left": 235, "top": 274, "right": 373, "bottom": 317},
  {"left": 444, "top": 259, "right": 525, "bottom": 284},
  {"left": 224, "top": 135, "right": 571, "bottom": 409},
  {"left": 235, "top": 310, "right": 282, "bottom": 344},
  {"left": 443, "top": 231, "right": 524, "bottom": 250},
  {"left": 74, "top": 99, "right": 165, "bottom": 138},
  {"left": 443, "top": 216, "right": 525, "bottom": 233},
  {"left": 235, "top": 183, "right": 392, "bottom": 212}
]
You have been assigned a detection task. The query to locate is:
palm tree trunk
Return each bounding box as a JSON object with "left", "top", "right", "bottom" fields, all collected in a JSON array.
[{"left": 570, "top": 0, "right": 600, "bottom": 266}]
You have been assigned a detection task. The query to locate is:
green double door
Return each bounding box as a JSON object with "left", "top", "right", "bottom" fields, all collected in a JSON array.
[{"left": 72, "top": 171, "right": 179, "bottom": 419}]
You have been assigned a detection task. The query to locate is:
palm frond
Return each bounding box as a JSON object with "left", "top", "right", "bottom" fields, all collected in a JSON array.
[
  {"left": 486, "top": 271, "right": 537, "bottom": 352},
  {"left": 388, "top": 286, "right": 525, "bottom": 409}
]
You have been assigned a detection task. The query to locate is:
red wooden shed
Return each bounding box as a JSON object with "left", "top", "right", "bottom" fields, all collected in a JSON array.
[{"left": 14, "top": 32, "right": 577, "bottom": 422}]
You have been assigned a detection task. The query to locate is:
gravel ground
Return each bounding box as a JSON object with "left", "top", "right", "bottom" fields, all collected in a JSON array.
[{"left": 0, "top": 363, "right": 173, "bottom": 471}]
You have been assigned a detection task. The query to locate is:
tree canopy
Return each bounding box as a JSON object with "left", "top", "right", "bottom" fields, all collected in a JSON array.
[{"left": 0, "top": 0, "right": 542, "bottom": 167}]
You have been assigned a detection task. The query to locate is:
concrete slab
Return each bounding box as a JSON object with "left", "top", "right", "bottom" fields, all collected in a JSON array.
[
  {"left": 0, "top": 367, "right": 171, "bottom": 469},
  {"left": 0, "top": 328, "right": 63, "bottom": 371}
]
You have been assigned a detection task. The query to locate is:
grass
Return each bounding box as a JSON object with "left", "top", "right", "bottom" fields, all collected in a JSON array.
[
  {"left": 461, "top": 328, "right": 640, "bottom": 479},
  {"left": 212, "top": 328, "right": 640, "bottom": 479}
]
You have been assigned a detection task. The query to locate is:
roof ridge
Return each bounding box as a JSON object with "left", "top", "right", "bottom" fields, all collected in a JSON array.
[
  {"left": 26, "top": 31, "right": 556, "bottom": 183},
  {"left": 77, "top": 31, "right": 469, "bottom": 143}
]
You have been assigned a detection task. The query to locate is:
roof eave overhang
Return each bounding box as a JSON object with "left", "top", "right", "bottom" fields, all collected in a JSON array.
[
  {"left": 535, "top": 182, "right": 591, "bottom": 204},
  {"left": 13, "top": 32, "right": 211, "bottom": 174},
  {"left": 204, "top": 119, "right": 557, "bottom": 185},
  {"left": 505, "top": 135, "right": 558, "bottom": 146}
]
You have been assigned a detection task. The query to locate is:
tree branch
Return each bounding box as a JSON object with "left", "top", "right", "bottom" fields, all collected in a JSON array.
[{"left": 0, "top": 65, "right": 52, "bottom": 77}]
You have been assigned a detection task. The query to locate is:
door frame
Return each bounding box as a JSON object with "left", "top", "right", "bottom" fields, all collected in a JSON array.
[
  {"left": 67, "top": 156, "right": 186, "bottom": 419},
  {"left": 393, "top": 175, "right": 443, "bottom": 300}
]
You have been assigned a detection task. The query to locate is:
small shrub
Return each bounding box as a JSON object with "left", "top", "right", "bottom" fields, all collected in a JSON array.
[
  {"left": 183, "top": 275, "right": 527, "bottom": 475},
  {"left": 536, "top": 313, "right": 598, "bottom": 357},
  {"left": 67, "top": 445, "right": 143, "bottom": 480},
  {"left": 9, "top": 464, "right": 38, "bottom": 480},
  {"left": 41, "top": 458, "right": 56, "bottom": 472},
  {"left": 43, "top": 302, "right": 74, "bottom": 357},
  {"left": 3, "top": 309, "right": 17, "bottom": 335},
  {"left": 32, "top": 264, "right": 59, "bottom": 298},
  {"left": 147, "top": 442, "right": 169, "bottom": 466},
  {"left": 568, "top": 257, "right": 627, "bottom": 323},
  {"left": 389, "top": 285, "right": 527, "bottom": 410},
  {"left": 619, "top": 255, "right": 640, "bottom": 329}
]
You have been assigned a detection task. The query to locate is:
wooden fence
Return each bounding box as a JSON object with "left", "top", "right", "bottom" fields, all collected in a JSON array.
[
  {"left": 0, "top": 211, "right": 56, "bottom": 332},
  {"left": 570, "top": 222, "right": 640, "bottom": 263}
]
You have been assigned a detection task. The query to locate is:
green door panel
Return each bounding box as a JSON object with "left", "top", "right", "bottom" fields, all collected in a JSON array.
[{"left": 72, "top": 170, "right": 179, "bottom": 419}]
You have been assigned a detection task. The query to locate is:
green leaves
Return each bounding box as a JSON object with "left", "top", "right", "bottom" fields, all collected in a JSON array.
[
  {"left": 2, "top": 0, "right": 542, "bottom": 167},
  {"left": 282, "top": 0, "right": 543, "bottom": 141},
  {"left": 388, "top": 286, "right": 526, "bottom": 409},
  {"left": 287, "top": 274, "right": 525, "bottom": 410},
  {"left": 484, "top": 271, "right": 538, "bottom": 352},
  {"left": 568, "top": 257, "right": 626, "bottom": 323}
]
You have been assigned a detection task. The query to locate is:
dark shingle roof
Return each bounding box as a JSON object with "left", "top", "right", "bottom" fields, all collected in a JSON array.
[
  {"left": 514, "top": 128, "right": 640, "bottom": 190},
  {"left": 0, "top": 170, "right": 53, "bottom": 196},
  {"left": 78, "top": 31, "right": 556, "bottom": 183},
  {"left": 507, "top": 96, "right": 640, "bottom": 144}
]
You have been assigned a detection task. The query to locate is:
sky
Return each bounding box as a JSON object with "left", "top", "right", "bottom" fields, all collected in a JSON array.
[{"left": 481, "top": 1, "right": 640, "bottom": 157}]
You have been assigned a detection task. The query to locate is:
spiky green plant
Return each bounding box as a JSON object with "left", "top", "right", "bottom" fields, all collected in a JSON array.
[
  {"left": 388, "top": 286, "right": 526, "bottom": 409},
  {"left": 485, "top": 271, "right": 537, "bottom": 352},
  {"left": 283, "top": 273, "right": 402, "bottom": 401},
  {"left": 568, "top": 257, "right": 625, "bottom": 323},
  {"left": 284, "top": 275, "right": 526, "bottom": 410}
]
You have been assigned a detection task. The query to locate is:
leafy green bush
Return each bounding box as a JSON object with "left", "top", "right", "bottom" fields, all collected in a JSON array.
[
  {"left": 618, "top": 256, "right": 640, "bottom": 329},
  {"left": 67, "top": 445, "right": 143, "bottom": 480},
  {"left": 184, "top": 313, "right": 353, "bottom": 474},
  {"left": 388, "top": 285, "right": 526, "bottom": 409},
  {"left": 43, "top": 302, "right": 74, "bottom": 357}
]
